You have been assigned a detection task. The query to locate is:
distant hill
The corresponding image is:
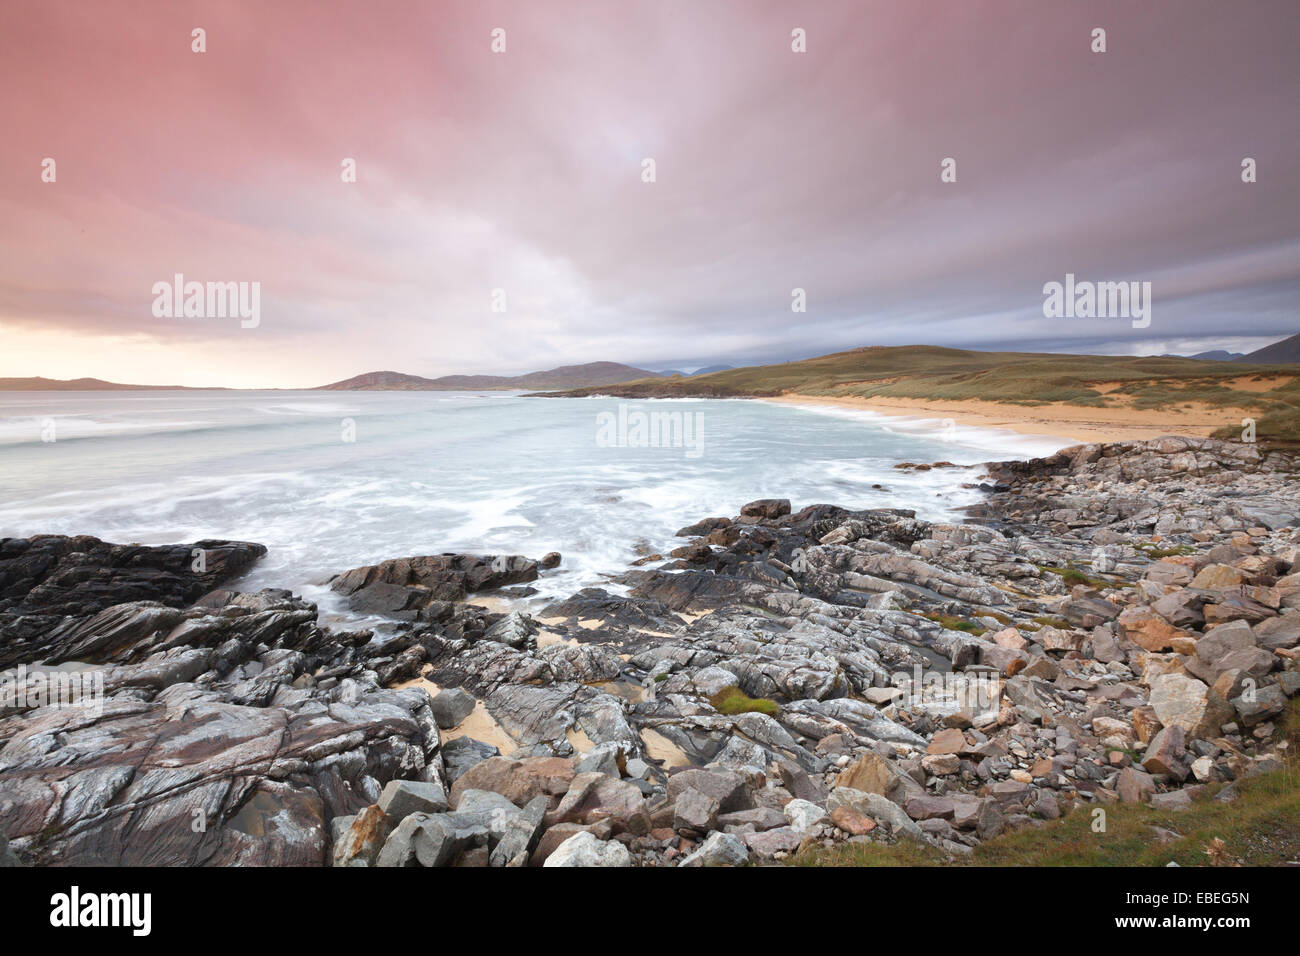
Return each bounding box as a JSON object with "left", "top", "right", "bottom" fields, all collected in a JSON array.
[
  {"left": 318, "top": 361, "right": 667, "bottom": 391},
  {"left": 1237, "top": 332, "right": 1300, "bottom": 364},
  {"left": 538, "top": 343, "right": 1300, "bottom": 445},
  {"left": 690, "top": 364, "right": 735, "bottom": 376},
  {"left": 0, "top": 376, "right": 197, "bottom": 390},
  {"left": 1188, "top": 350, "right": 1245, "bottom": 361}
]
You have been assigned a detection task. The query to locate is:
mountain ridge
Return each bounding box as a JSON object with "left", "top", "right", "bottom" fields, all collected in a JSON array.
[{"left": 315, "top": 361, "right": 668, "bottom": 391}]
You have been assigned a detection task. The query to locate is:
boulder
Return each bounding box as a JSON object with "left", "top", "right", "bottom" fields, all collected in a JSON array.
[
  {"left": 678, "top": 831, "right": 750, "bottom": 867},
  {"left": 1149, "top": 673, "right": 1234, "bottom": 740},
  {"left": 542, "top": 831, "right": 633, "bottom": 867}
]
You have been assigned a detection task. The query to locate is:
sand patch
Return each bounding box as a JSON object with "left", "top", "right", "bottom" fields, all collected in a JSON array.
[
  {"left": 641, "top": 727, "right": 691, "bottom": 769},
  {"left": 566, "top": 727, "right": 595, "bottom": 754},
  {"left": 445, "top": 701, "right": 518, "bottom": 755},
  {"left": 391, "top": 670, "right": 517, "bottom": 754},
  {"left": 769, "top": 392, "right": 1261, "bottom": 446},
  {"left": 537, "top": 629, "right": 579, "bottom": 648},
  {"left": 467, "top": 593, "right": 521, "bottom": 615}
]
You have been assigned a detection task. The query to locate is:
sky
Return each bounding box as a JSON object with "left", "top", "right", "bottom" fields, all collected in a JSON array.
[{"left": 1, "top": 0, "right": 1298, "bottom": 388}]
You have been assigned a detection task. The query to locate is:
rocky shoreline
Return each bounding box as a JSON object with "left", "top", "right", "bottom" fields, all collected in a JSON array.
[{"left": 1, "top": 436, "right": 1296, "bottom": 867}]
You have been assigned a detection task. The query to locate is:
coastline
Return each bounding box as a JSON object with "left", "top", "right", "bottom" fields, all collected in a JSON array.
[
  {"left": 762, "top": 392, "right": 1246, "bottom": 447},
  {"left": 1, "top": 435, "right": 1296, "bottom": 867}
]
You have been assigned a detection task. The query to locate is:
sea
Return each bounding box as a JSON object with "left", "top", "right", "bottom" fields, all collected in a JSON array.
[{"left": 0, "top": 391, "right": 1069, "bottom": 623}]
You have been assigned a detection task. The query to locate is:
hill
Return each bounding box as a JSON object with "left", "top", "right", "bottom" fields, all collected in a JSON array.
[
  {"left": 1238, "top": 331, "right": 1300, "bottom": 364},
  {"left": 317, "top": 361, "right": 666, "bottom": 391},
  {"left": 0, "top": 376, "right": 197, "bottom": 390},
  {"left": 536, "top": 344, "right": 1300, "bottom": 446}
]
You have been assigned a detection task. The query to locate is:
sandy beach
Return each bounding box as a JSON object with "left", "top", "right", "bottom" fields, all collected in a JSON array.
[{"left": 766, "top": 392, "right": 1258, "bottom": 447}]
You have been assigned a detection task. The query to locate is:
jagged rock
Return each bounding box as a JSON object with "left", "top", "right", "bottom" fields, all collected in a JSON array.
[
  {"left": 1141, "top": 726, "right": 1189, "bottom": 780},
  {"left": 377, "top": 779, "right": 449, "bottom": 822},
  {"left": 1149, "top": 673, "right": 1234, "bottom": 739},
  {"left": 429, "top": 688, "right": 476, "bottom": 729},
  {"left": 783, "top": 798, "right": 828, "bottom": 831},
  {"left": 375, "top": 811, "right": 487, "bottom": 867},
  {"left": 680, "top": 831, "right": 750, "bottom": 866},
  {"left": 674, "top": 788, "right": 720, "bottom": 832},
  {"left": 331, "top": 553, "right": 540, "bottom": 608},
  {"left": 542, "top": 830, "right": 632, "bottom": 867},
  {"left": 1, "top": 688, "right": 438, "bottom": 866},
  {"left": 550, "top": 772, "right": 650, "bottom": 835},
  {"left": 332, "top": 805, "right": 390, "bottom": 867},
  {"left": 449, "top": 756, "right": 575, "bottom": 809}
]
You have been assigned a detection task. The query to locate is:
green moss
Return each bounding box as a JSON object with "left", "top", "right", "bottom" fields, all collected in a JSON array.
[
  {"left": 710, "top": 687, "right": 780, "bottom": 717},
  {"left": 922, "top": 612, "right": 986, "bottom": 635},
  {"left": 1136, "top": 543, "right": 1197, "bottom": 558},
  {"left": 1035, "top": 564, "right": 1112, "bottom": 589}
]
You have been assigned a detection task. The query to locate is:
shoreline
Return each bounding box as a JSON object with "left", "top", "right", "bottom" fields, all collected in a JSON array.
[
  {"left": 0, "top": 435, "right": 1295, "bottom": 867},
  {"left": 763, "top": 392, "right": 1243, "bottom": 448}
]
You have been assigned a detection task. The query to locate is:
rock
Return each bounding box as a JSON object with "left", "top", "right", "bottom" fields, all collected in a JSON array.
[
  {"left": 740, "top": 499, "right": 791, "bottom": 519},
  {"left": 679, "top": 831, "right": 750, "bottom": 867},
  {"left": 483, "top": 611, "right": 538, "bottom": 649},
  {"left": 674, "top": 789, "right": 721, "bottom": 832},
  {"left": 976, "top": 800, "right": 1005, "bottom": 840},
  {"left": 1117, "top": 766, "right": 1157, "bottom": 804},
  {"left": 827, "top": 787, "right": 924, "bottom": 840},
  {"left": 428, "top": 688, "right": 476, "bottom": 729},
  {"left": 488, "top": 795, "right": 548, "bottom": 867},
  {"left": 540, "top": 552, "right": 562, "bottom": 570},
  {"left": 1149, "top": 673, "right": 1234, "bottom": 740},
  {"left": 331, "top": 553, "right": 539, "bottom": 607},
  {"left": 921, "top": 753, "right": 961, "bottom": 776},
  {"left": 743, "top": 826, "right": 804, "bottom": 857},
  {"left": 927, "top": 727, "right": 968, "bottom": 755},
  {"left": 331, "top": 805, "right": 390, "bottom": 867},
  {"left": 378, "top": 779, "right": 449, "bottom": 823},
  {"left": 666, "top": 769, "right": 753, "bottom": 814},
  {"left": 1149, "top": 790, "right": 1193, "bottom": 811},
  {"left": 375, "top": 812, "right": 487, "bottom": 868},
  {"left": 551, "top": 772, "right": 651, "bottom": 835},
  {"left": 0, "top": 691, "right": 437, "bottom": 866},
  {"left": 903, "top": 795, "right": 955, "bottom": 821},
  {"left": 1118, "top": 606, "right": 1191, "bottom": 652},
  {"left": 1131, "top": 706, "right": 1163, "bottom": 744},
  {"left": 542, "top": 830, "right": 633, "bottom": 867},
  {"left": 829, "top": 806, "right": 877, "bottom": 836},
  {"left": 1190, "top": 565, "right": 1245, "bottom": 589},
  {"left": 783, "top": 798, "right": 828, "bottom": 832},
  {"left": 718, "top": 807, "right": 787, "bottom": 831},
  {"left": 1141, "top": 726, "right": 1189, "bottom": 780},
  {"left": 449, "top": 756, "right": 575, "bottom": 809},
  {"left": 690, "top": 665, "right": 739, "bottom": 697},
  {"left": 440, "top": 737, "right": 499, "bottom": 783},
  {"left": 836, "top": 750, "right": 919, "bottom": 801},
  {"left": 0, "top": 829, "right": 22, "bottom": 867},
  {"left": 1231, "top": 684, "right": 1287, "bottom": 726}
]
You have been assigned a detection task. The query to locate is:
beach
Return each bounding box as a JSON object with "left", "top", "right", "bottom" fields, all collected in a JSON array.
[{"left": 765, "top": 392, "right": 1258, "bottom": 446}]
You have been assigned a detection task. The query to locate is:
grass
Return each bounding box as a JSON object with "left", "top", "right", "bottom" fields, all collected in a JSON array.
[
  {"left": 922, "top": 612, "right": 986, "bottom": 635},
  {"left": 537, "top": 344, "right": 1300, "bottom": 452},
  {"left": 1136, "top": 543, "right": 1198, "bottom": 558},
  {"left": 1024, "top": 615, "right": 1072, "bottom": 631},
  {"left": 791, "top": 698, "right": 1300, "bottom": 867},
  {"left": 710, "top": 687, "right": 781, "bottom": 717},
  {"left": 1035, "top": 564, "right": 1114, "bottom": 589}
]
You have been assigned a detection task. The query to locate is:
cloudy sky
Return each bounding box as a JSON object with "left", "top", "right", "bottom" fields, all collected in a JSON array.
[{"left": 1, "top": 0, "right": 1297, "bottom": 387}]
